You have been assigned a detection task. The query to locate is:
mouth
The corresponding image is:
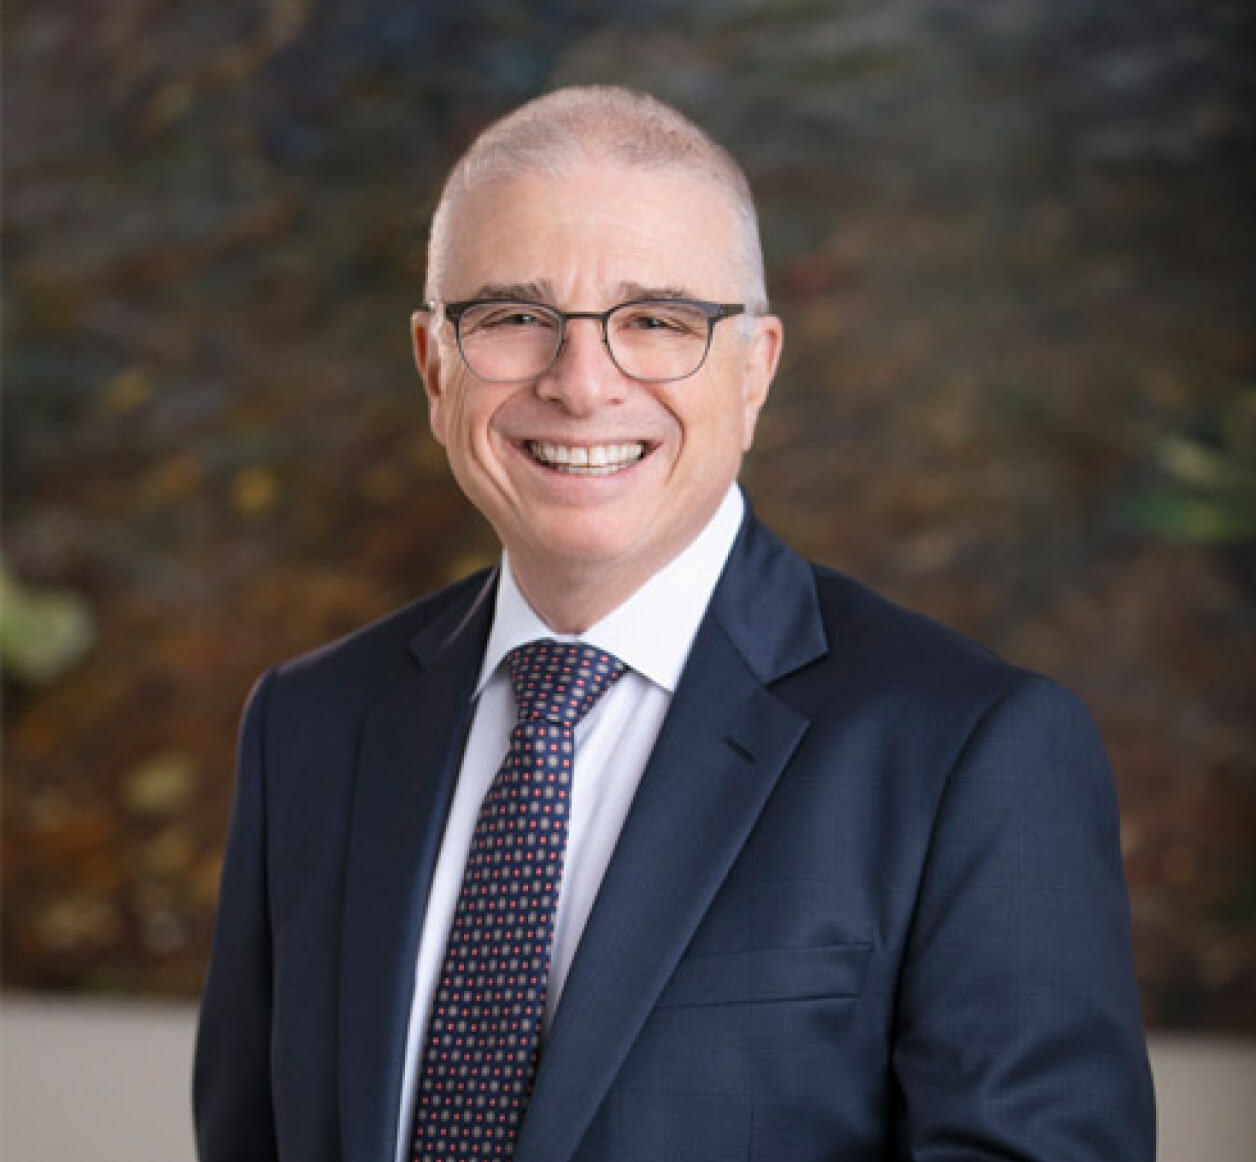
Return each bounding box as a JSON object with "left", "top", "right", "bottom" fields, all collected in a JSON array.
[{"left": 526, "top": 440, "right": 647, "bottom": 477}]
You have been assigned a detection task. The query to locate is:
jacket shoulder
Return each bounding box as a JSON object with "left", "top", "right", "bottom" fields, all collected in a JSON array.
[
  {"left": 265, "top": 568, "right": 494, "bottom": 713},
  {"left": 806, "top": 563, "right": 1031, "bottom": 706},
  {"left": 794, "top": 563, "right": 1107, "bottom": 811}
]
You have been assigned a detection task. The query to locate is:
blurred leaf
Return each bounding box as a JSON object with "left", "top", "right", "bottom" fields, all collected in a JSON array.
[
  {"left": 102, "top": 366, "right": 155, "bottom": 414},
  {"left": 1130, "top": 384, "right": 1256, "bottom": 545},
  {"left": 1157, "top": 436, "right": 1250, "bottom": 491},
  {"left": 0, "top": 563, "right": 96, "bottom": 686},
  {"left": 1125, "top": 492, "right": 1256, "bottom": 544},
  {"left": 147, "top": 81, "right": 196, "bottom": 130},
  {"left": 231, "top": 466, "right": 279, "bottom": 516},
  {"left": 123, "top": 754, "right": 199, "bottom": 816}
]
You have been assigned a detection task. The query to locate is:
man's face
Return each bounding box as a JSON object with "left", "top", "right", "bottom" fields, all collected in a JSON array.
[{"left": 413, "top": 162, "right": 782, "bottom": 620}]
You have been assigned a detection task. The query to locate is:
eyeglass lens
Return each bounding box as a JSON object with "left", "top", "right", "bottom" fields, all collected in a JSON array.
[{"left": 456, "top": 301, "right": 714, "bottom": 382}]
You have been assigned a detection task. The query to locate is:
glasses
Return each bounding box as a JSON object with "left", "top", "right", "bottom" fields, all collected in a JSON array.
[{"left": 423, "top": 298, "right": 746, "bottom": 383}]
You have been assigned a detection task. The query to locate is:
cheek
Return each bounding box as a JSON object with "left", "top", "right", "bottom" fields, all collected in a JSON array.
[
  {"left": 445, "top": 388, "right": 518, "bottom": 479},
  {"left": 690, "top": 375, "right": 757, "bottom": 455},
  {"left": 432, "top": 376, "right": 485, "bottom": 452},
  {"left": 739, "top": 396, "right": 762, "bottom": 450}
]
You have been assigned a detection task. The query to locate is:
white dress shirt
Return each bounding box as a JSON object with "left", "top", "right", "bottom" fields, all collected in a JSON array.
[{"left": 392, "top": 484, "right": 745, "bottom": 1161}]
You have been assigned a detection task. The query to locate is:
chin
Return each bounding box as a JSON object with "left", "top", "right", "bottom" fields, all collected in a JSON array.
[
  {"left": 546, "top": 529, "right": 639, "bottom": 567},
  {"left": 516, "top": 516, "right": 647, "bottom": 569}
]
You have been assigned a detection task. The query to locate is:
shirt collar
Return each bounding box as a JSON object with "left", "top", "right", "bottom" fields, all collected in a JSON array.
[{"left": 476, "top": 484, "right": 745, "bottom": 695}]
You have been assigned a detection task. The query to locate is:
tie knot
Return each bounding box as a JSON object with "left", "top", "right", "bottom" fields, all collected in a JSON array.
[{"left": 505, "top": 639, "right": 626, "bottom": 728}]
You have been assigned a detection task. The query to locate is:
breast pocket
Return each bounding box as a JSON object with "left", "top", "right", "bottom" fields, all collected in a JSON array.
[
  {"left": 615, "top": 942, "right": 876, "bottom": 1099},
  {"left": 655, "top": 941, "right": 873, "bottom": 1009}
]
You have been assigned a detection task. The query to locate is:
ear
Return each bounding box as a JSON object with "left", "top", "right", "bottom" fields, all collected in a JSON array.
[
  {"left": 411, "top": 309, "right": 448, "bottom": 447},
  {"left": 739, "top": 313, "right": 783, "bottom": 451}
]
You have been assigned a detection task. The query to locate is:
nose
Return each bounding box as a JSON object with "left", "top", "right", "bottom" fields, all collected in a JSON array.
[{"left": 536, "top": 316, "right": 625, "bottom": 413}]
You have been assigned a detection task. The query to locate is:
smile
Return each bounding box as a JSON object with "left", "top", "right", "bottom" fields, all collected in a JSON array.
[{"left": 527, "top": 441, "right": 646, "bottom": 476}]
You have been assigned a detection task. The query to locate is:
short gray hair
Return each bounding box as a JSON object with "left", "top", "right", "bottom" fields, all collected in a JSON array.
[{"left": 425, "top": 85, "right": 768, "bottom": 313}]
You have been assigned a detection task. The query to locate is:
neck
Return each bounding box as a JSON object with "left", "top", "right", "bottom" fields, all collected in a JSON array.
[
  {"left": 500, "top": 486, "right": 742, "bottom": 634},
  {"left": 507, "top": 554, "right": 658, "bottom": 635}
]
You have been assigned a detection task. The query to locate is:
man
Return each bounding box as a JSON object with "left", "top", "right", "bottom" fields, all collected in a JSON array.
[{"left": 194, "top": 85, "right": 1155, "bottom": 1161}]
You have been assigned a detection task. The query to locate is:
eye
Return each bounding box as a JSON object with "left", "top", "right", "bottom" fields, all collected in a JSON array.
[
  {"left": 492, "top": 310, "right": 542, "bottom": 328},
  {"left": 463, "top": 303, "right": 557, "bottom": 334},
  {"left": 614, "top": 303, "right": 706, "bottom": 337},
  {"left": 623, "top": 310, "right": 681, "bottom": 331}
]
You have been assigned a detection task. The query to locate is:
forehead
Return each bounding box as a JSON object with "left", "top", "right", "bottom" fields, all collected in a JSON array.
[{"left": 435, "top": 163, "right": 744, "bottom": 303}]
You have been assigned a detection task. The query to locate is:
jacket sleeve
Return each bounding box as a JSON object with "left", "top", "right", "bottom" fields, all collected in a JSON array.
[
  {"left": 891, "top": 674, "right": 1156, "bottom": 1160},
  {"left": 192, "top": 669, "right": 280, "bottom": 1162}
]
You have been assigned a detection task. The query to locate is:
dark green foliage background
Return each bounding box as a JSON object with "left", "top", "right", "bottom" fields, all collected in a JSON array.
[{"left": 4, "top": 0, "right": 1254, "bottom": 1030}]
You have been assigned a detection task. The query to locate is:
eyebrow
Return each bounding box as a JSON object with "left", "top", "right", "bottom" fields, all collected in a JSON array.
[
  {"left": 614, "top": 281, "right": 694, "bottom": 302},
  {"left": 461, "top": 280, "right": 698, "bottom": 305},
  {"left": 467, "top": 281, "right": 550, "bottom": 302}
]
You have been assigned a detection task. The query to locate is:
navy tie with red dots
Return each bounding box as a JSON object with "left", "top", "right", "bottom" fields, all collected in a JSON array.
[{"left": 411, "top": 639, "right": 626, "bottom": 1161}]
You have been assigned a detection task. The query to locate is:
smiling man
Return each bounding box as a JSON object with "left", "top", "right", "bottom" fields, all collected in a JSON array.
[
  {"left": 194, "top": 86, "right": 1155, "bottom": 1162},
  {"left": 415, "top": 149, "right": 779, "bottom": 632}
]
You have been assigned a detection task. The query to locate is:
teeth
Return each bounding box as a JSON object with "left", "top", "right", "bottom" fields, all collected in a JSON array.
[{"left": 528, "top": 442, "right": 645, "bottom": 476}]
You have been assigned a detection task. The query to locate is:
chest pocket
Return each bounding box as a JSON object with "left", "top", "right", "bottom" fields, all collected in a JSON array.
[{"left": 655, "top": 941, "right": 873, "bottom": 1008}]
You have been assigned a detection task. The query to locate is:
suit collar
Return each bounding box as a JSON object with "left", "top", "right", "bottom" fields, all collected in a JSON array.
[
  {"left": 339, "top": 569, "right": 497, "bottom": 1162},
  {"left": 514, "top": 509, "right": 828, "bottom": 1162},
  {"left": 708, "top": 503, "right": 829, "bottom": 684},
  {"left": 406, "top": 567, "right": 499, "bottom": 670}
]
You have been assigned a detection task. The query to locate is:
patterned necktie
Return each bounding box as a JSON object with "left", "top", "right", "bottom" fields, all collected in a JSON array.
[{"left": 411, "top": 639, "right": 626, "bottom": 1161}]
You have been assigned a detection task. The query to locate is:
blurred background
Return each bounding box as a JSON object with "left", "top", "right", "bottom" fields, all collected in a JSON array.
[{"left": 3, "top": 0, "right": 1255, "bottom": 1153}]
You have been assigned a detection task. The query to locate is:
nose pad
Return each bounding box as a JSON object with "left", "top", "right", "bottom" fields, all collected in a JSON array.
[
  {"left": 550, "top": 332, "right": 617, "bottom": 372},
  {"left": 555, "top": 316, "right": 612, "bottom": 366}
]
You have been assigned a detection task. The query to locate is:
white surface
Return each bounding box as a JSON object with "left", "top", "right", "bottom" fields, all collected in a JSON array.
[
  {"left": 1151, "top": 1033, "right": 1256, "bottom": 1162},
  {"left": 2, "top": 996, "right": 1254, "bottom": 1161},
  {"left": 1, "top": 997, "right": 199, "bottom": 1162}
]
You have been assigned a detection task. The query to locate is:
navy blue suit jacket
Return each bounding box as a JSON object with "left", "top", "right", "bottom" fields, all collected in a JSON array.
[{"left": 194, "top": 511, "right": 1155, "bottom": 1160}]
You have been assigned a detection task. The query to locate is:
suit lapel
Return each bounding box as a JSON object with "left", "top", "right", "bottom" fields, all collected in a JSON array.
[
  {"left": 339, "top": 573, "right": 496, "bottom": 1162},
  {"left": 514, "top": 516, "right": 828, "bottom": 1162}
]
